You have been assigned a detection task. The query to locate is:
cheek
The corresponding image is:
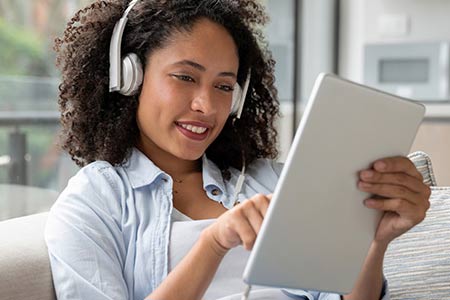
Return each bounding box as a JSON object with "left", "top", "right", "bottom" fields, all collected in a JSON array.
[
  {"left": 213, "top": 102, "right": 231, "bottom": 133},
  {"left": 138, "top": 80, "right": 182, "bottom": 116},
  {"left": 136, "top": 91, "right": 166, "bottom": 135},
  {"left": 221, "top": 103, "right": 231, "bottom": 122},
  {"left": 135, "top": 101, "right": 154, "bottom": 136},
  {"left": 215, "top": 90, "right": 234, "bottom": 114}
]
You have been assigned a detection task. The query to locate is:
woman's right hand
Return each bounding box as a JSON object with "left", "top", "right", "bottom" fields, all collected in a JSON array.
[{"left": 203, "top": 193, "right": 272, "bottom": 255}]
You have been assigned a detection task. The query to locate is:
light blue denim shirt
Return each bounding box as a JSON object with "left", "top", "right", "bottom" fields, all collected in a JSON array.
[{"left": 45, "top": 147, "right": 389, "bottom": 300}]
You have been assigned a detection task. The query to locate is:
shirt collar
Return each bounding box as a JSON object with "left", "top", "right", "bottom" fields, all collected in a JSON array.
[
  {"left": 201, "top": 155, "right": 226, "bottom": 195},
  {"left": 124, "top": 147, "right": 226, "bottom": 193},
  {"left": 124, "top": 148, "right": 164, "bottom": 189}
]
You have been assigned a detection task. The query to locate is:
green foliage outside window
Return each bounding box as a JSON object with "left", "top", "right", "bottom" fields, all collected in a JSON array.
[
  {"left": 0, "top": 0, "right": 80, "bottom": 190},
  {"left": 0, "top": 18, "right": 48, "bottom": 76}
]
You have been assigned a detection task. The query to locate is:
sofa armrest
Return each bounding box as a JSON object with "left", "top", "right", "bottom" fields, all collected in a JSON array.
[
  {"left": 0, "top": 212, "right": 56, "bottom": 300},
  {"left": 384, "top": 187, "right": 450, "bottom": 300},
  {"left": 407, "top": 151, "right": 437, "bottom": 186}
]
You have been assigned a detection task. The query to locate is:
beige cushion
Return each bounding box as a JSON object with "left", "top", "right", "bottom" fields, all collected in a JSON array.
[{"left": 0, "top": 212, "right": 56, "bottom": 300}]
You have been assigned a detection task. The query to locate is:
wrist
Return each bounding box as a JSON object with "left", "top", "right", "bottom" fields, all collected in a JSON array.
[
  {"left": 370, "top": 239, "right": 389, "bottom": 256},
  {"left": 201, "top": 226, "right": 229, "bottom": 258}
]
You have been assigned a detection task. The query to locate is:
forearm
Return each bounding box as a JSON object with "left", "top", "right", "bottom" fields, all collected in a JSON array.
[
  {"left": 146, "top": 228, "right": 227, "bottom": 300},
  {"left": 343, "top": 241, "right": 388, "bottom": 300}
]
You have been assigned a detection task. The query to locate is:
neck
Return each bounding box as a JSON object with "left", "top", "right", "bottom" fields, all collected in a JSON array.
[{"left": 136, "top": 140, "right": 202, "bottom": 179}]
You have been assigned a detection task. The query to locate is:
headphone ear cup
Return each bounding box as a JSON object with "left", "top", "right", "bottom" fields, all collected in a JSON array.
[
  {"left": 230, "top": 71, "right": 251, "bottom": 119},
  {"left": 231, "top": 83, "right": 243, "bottom": 115},
  {"left": 120, "top": 53, "right": 143, "bottom": 96}
]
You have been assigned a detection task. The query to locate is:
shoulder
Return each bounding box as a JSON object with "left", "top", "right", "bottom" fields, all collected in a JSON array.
[
  {"left": 230, "top": 158, "right": 284, "bottom": 195},
  {"left": 44, "top": 161, "right": 130, "bottom": 299},
  {"left": 247, "top": 158, "right": 284, "bottom": 178},
  {"left": 62, "top": 160, "right": 126, "bottom": 203},
  {"left": 68, "top": 160, "right": 127, "bottom": 195},
  {"left": 48, "top": 160, "right": 128, "bottom": 231}
]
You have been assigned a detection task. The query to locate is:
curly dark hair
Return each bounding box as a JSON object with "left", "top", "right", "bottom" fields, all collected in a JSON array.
[{"left": 55, "top": 0, "right": 279, "bottom": 174}]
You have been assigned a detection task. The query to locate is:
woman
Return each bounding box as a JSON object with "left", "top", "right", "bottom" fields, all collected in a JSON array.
[{"left": 45, "top": 0, "right": 431, "bottom": 299}]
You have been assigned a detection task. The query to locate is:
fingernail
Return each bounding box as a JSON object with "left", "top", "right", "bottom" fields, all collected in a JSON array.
[
  {"left": 359, "top": 182, "right": 372, "bottom": 188},
  {"left": 375, "top": 161, "right": 386, "bottom": 171},
  {"left": 361, "top": 170, "right": 374, "bottom": 179},
  {"left": 364, "top": 199, "right": 375, "bottom": 206}
]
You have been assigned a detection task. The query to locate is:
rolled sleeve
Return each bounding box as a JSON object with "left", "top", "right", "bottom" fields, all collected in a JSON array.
[
  {"left": 380, "top": 277, "right": 390, "bottom": 300},
  {"left": 44, "top": 164, "right": 129, "bottom": 300}
]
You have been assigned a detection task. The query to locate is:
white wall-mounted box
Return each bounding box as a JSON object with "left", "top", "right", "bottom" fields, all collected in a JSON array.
[{"left": 364, "top": 42, "right": 450, "bottom": 102}]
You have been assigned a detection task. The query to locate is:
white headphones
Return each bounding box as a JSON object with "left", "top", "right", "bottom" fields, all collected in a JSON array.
[{"left": 108, "top": 0, "right": 250, "bottom": 119}]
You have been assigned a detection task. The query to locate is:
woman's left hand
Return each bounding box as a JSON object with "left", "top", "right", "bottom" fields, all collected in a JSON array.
[{"left": 358, "top": 156, "right": 431, "bottom": 247}]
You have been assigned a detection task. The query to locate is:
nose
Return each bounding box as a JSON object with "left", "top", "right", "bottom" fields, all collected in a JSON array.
[{"left": 190, "top": 86, "right": 217, "bottom": 115}]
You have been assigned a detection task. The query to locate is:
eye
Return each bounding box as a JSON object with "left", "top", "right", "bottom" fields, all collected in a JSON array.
[
  {"left": 216, "top": 84, "right": 234, "bottom": 92},
  {"left": 172, "top": 74, "right": 195, "bottom": 82}
]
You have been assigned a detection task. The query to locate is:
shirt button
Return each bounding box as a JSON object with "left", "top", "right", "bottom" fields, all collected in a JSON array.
[{"left": 211, "top": 189, "right": 220, "bottom": 196}]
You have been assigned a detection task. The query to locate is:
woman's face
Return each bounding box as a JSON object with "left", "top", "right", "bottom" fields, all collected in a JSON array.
[{"left": 136, "top": 18, "right": 239, "bottom": 162}]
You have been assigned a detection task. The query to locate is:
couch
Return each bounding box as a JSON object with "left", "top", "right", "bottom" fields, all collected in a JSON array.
[{"left": 0, "top": 152, "right": 449, "bottom": 300}]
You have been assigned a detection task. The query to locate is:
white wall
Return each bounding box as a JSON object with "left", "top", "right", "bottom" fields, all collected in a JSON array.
[
  {"left": 339, "top": 0, "right": 450, "bottom": 185},
  {"left": 338, "top": 0, "right": 365, "bottom": 82},
  {"left": 301, "top": 0, "right": 338, "bottom": 104},
  {"left": 339, "top": 0, "right": 450, "bottom": 82},
  {"left": 364, "top": 0, "right": 450, "bottom": 43}
]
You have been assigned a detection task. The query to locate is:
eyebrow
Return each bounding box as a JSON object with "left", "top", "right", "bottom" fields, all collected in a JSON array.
[{"left": 173, "top": 60, "right": 237, "bottom": 79}]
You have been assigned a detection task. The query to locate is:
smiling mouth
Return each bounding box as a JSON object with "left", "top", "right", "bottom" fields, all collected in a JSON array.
[
  {"left": 177, "top": 123, "right": 208, "bottom": 134},
  {"left": 180, "top": 124, "right": 208, "bottom": 134},
  {"left": 175, "top": 122, "right": 211, "bottom": 141}
]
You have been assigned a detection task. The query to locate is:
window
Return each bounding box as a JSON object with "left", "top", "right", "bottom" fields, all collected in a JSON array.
[{"left": 0, "top": 0, "right": 89, "bottom": 220}]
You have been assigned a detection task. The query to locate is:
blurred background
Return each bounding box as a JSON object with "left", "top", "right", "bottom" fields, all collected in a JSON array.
[{"left": 1, "top": 0, "right": 449, "bottom": 221}]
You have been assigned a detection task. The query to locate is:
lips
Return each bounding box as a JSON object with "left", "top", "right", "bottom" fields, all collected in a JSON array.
[
  {"left": 178, "top": 123, "right": 208, "bottom": 134},
  {"left": 175, "top": 121, "right": 211, "bottom": 141}
]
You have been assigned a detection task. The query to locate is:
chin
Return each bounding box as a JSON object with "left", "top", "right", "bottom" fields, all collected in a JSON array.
[
  {"left": 174, "top": 141, "right": 212, "bottom": 161},
  {"left": 175, "top": 149, "right": 205, "bottom": 161}
]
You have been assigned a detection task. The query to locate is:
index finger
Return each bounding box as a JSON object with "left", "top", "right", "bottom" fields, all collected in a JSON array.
[{"left": 373, "top": 156, "right": 423, "bottom": 181}]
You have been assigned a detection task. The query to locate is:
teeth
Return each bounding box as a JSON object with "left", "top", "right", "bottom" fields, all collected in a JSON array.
[{"left": 179, "top": 123, "right": 207, "bottom": 134}]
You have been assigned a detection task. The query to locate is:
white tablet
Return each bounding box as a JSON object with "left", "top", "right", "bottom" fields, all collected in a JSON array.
[{"left": 242, "top": 73, "right": 425, "bottom": 294}]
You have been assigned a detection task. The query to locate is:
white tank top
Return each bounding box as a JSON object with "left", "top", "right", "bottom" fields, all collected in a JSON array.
[{"left": 168, "top": 208, "right": 303, "bottom": 300}]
